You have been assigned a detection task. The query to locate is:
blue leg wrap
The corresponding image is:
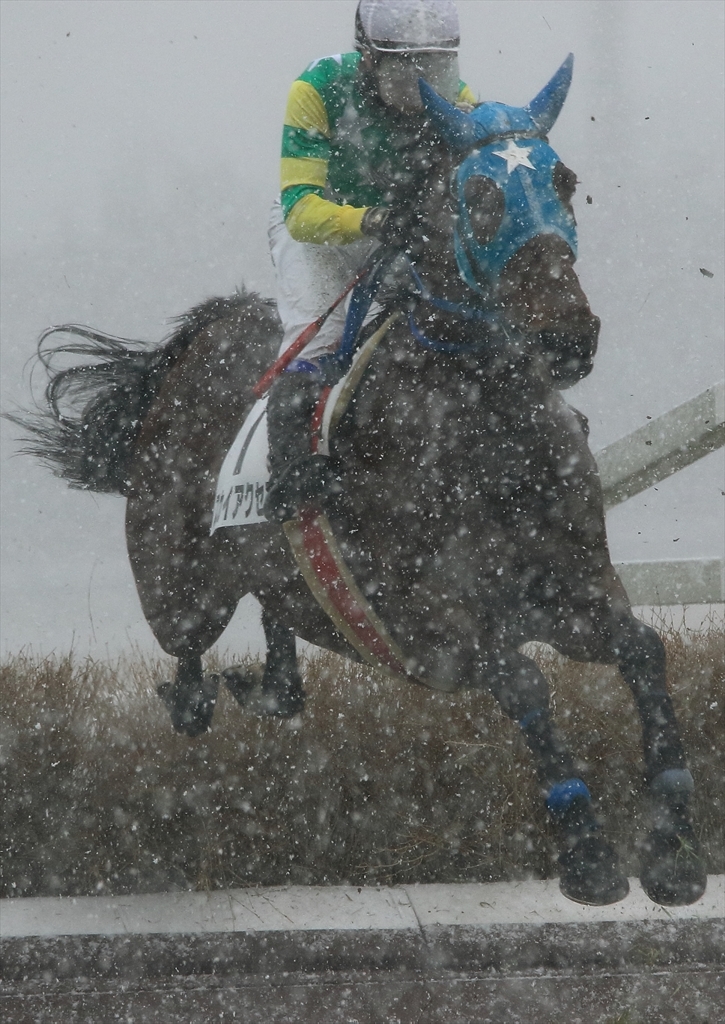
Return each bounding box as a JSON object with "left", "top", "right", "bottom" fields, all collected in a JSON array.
[{"left": 546, "top": 778, "right": 591, "bottom": 816}]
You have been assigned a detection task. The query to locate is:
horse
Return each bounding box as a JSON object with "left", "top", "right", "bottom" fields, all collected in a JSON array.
[{"left": 13, "top": 59, "right": 706, "bottom": 908}]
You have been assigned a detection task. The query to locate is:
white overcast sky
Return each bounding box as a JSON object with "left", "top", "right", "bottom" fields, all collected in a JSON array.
[{"left": 1, "top": 0, "right": 723, "bottom": 658}]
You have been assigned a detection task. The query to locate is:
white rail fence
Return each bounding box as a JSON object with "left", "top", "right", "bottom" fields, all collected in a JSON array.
[{"left": 596, "top": 380, "right": 725, "bottom": 604}]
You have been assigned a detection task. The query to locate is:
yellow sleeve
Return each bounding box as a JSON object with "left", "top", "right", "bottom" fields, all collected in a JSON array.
[
  {"left": 281, "top": 79, "right": 332, "bottom": 193},
  {"left": 285, "top": 193, "right": 367, "bottom": 246},
  {"left": 281, "top": 157, "right": 328, "bottom": 192},
  {"left": 458, "top": 82, "right": 477, "bottom": 106},
  {"left": 285, "top": 80, "right": 330, "bottom": 136}
]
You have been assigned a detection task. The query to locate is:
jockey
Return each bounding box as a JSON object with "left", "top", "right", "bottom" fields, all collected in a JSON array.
[{"left": 265, "top": 0, "right": 475, "bottom": 522}]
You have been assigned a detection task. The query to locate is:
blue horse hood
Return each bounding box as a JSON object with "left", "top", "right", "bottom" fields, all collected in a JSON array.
[
  {"left": 465, "top": 101, "right": 540, "bottom": 140},
  {"left": 454, "top": 135, "right": 578, "bottom": 292}
]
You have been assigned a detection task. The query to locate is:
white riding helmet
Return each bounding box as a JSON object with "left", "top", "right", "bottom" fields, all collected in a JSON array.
[
  {"left": 355, "top": 0, "right": 461, "bottom": 110},
  {"left": 355, "top": 0, "right": 460, "bottom": 53}
]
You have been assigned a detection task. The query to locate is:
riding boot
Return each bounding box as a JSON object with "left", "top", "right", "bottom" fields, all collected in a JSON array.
[{"left": 265, "top": 371, "right": 337, "bottom": 522}]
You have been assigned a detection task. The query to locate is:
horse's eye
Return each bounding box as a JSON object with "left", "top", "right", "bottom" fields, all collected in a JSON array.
[
  {"left": 463, "top": 176, "right": 505, "bottom": 246},
  {"left": 553, "top": 162, "right": 578, "bottom": 206}
]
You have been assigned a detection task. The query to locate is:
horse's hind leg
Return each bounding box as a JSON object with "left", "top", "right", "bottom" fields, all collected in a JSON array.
[
  {"left": 611, "top": 616, "right": 706, "bottom": 905},
  {"left": 259, "top": 606, "right": 306, "bottom": 715},
  {"left": 222, "top": 604, "right": 305, "bottom": 718},
  {"left": 125, "top": 496, "right": 241, "bottom": 737},
  {"left": 479, "top": 649, "right": 629, "bottom": 905}
]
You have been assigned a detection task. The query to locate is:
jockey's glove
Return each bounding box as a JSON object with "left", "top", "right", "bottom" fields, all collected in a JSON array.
[{"left": 361, "top": 205, "right": 413, "bottom": 248}]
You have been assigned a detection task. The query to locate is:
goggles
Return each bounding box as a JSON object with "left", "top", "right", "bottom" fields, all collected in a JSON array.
[{"left": 375, "top": 51, "right": 460, "bottom": 112}]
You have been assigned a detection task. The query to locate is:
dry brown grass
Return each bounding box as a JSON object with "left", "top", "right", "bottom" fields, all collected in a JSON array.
[{"left": 1, "top": 620, "right": 722, "bottom": 898}]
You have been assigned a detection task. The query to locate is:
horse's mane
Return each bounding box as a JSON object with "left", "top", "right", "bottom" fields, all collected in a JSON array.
[{"left": 7, "top": 289, "right": 279, "bottom": 495}]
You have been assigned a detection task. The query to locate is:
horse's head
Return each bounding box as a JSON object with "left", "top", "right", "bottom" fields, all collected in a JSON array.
[{"left": 409, "top": 55, "right": 599, "bottom": 385}]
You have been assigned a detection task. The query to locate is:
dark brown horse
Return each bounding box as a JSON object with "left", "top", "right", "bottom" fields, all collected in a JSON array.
[{"left": 13, "top": 70, "right": 706, "bottom": 908}]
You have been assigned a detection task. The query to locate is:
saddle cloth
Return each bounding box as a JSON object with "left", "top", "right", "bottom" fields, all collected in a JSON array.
[
  {"left": 210, "top": 312, "right": 399, "bottom": 533},
  {"left": 211, "top": 396, "right": 270, "bottom": 529}
]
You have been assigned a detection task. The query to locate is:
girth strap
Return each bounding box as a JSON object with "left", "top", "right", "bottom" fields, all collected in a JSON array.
[{"left": 284, "top": 507, "right": 454, "bottom": 692}]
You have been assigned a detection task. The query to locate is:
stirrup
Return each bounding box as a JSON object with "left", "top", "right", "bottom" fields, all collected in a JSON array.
[{"left": 265, "top": 454, "right": 338, "bottom": 522}]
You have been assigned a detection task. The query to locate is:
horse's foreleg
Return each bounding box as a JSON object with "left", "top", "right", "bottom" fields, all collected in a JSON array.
[
  {"left": 481, "top": 650, "right": 628, "bottom": 905},
  {"left": 612, "top": 618, "right": 685, "bottom": 778},
  {"left": 157, "top": 652, "right": 219, "bottom": 738},
  {"left": 612, "top": 616, "right": 706, "bottom": 905},
  {"left": 485, "top": 651, "right": 574, "bottom": 786}
]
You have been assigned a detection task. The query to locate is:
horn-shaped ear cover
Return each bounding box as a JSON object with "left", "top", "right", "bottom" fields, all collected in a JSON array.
[
  {"left": 419, "top": 53, "right": 574, "bottom": 149},
  {"left": 525, "top": 52, "right": 574, "bottom": 134},
  {"left": 419, "top": 77, "right": 482, "bottom": 151}
]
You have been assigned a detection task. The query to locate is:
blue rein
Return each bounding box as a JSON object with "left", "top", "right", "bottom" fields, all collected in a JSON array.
[
  {"left": 404, "top": 260, "right": 512, "bottom": 354},
  {"left": 405, "top": 262, "right": 497, "bottom": 324},
  {"left": 407, "top": 312, "right": 492, "bottom": 353},
  {"left": 328, "top": 250, "right": 513, "bottom": 376}
]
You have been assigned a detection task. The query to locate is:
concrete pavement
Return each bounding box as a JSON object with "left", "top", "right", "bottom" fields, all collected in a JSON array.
[{"left": 2, "top": 877, "right": 723, "bottom": 1023}]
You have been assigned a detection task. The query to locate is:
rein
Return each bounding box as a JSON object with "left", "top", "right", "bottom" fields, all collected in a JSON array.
[
  {"left": 403, "top": 258, "right": 514, "bottom": 354},
  {"left": 406, "top": 312, "right": 480, "bottom": 354},
  {"left": 405, "top": 261, "right": 496, "bottom": 324},
  {"left": 335, "top": 252, "right": 515, "bottom": 363},
  {"left": 253, "top": 249, "right": 387, "bottom": 398}
]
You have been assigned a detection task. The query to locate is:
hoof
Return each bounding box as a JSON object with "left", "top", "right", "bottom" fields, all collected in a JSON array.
[
  {"left": 558, "top": 834, "right": 630, "bottom": 906},
  {"left": 157, "top": 673, "right": 218, "bottom": 737},
  {"left": 639, "top": 819, "right": 707, "bottom": 906},
  {"left": 261, "top": 670, "right": 306, "bottom": 717},
  {"left": 222, "top": 665, "right": 264, "bottom": 709},
  {"left": 222, "top": 664, "right": 306, "bottom": 718}
]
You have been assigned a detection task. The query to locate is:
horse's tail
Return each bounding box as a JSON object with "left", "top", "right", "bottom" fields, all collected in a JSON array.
[{"left": 7, "top": 290, "right": 278, "bottom": 495}]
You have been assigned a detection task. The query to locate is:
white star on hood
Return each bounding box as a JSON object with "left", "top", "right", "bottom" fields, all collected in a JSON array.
[{"left": 492, "top": 140, "right": 536, "bottom": 173}]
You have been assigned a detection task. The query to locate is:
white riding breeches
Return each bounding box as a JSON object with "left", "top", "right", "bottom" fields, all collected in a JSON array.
[{"left": 268, "top": 199, "right": 380, "bottom": 361}]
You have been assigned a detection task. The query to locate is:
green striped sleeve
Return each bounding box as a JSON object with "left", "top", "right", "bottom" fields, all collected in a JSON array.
[
  {"left": 281, "top": 124, "right": 330, "bottom": 161},
  {"left": 281, "top": 184, "right": 324, "bottom": 219}
]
